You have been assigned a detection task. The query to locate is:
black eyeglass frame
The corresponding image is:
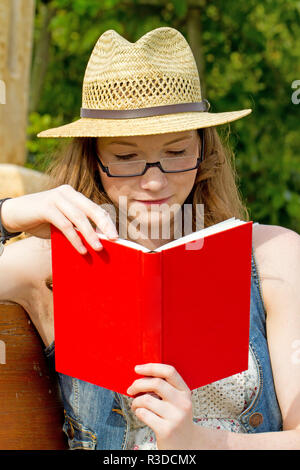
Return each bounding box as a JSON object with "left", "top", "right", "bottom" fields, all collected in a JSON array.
[{"left": 96, "top": 128, "right": 205, "bottom": 178}]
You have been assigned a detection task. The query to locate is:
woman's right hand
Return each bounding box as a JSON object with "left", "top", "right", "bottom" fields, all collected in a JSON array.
[{"left": 1, "top": 185, "right": 119, "bottom": 254}]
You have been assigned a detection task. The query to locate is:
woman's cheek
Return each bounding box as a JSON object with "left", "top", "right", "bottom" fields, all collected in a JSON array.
[{"left": 175, "top": 173, "right": 196, "bottom": 202}]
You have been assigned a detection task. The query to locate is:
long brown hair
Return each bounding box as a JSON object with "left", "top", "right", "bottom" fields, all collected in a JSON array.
[{"left": 44, "top": 126, "right": 249, "bottom": 289}]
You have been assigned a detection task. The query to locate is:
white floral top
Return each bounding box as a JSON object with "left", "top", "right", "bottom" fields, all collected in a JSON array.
[{"left": 122, "top": 346, "right": 258, "bottom": 450}]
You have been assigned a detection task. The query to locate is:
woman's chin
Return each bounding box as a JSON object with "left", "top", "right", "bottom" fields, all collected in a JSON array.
[{"left": 126, "top": 214, "right": 174, "bottom": 241}]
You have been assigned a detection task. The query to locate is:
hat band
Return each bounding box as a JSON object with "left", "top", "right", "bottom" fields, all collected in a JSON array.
[{"left": 80, "top": 100, "right": 210, "bottom": 120}]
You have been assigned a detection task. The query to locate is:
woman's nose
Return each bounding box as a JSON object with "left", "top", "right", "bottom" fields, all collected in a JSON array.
[{"left": 139, "top": 166, "right": 168, "bottom": 191}]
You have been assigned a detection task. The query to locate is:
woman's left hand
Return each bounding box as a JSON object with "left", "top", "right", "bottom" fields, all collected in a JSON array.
[{"left": 127, "top": 363, "right": 198, "bottom": 450}]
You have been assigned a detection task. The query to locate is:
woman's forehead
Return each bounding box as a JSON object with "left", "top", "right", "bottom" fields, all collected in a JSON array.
[{"left": 97, "top": 129, "right": 199, "bottom": 149}]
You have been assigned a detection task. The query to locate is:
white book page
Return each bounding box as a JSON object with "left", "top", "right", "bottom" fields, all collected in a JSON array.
[
  {"left": 97, "top": 217, "right": 251, "bottom": 253},
  {"left": 155, "top": 218, "right": 245, "bottom": 252}
]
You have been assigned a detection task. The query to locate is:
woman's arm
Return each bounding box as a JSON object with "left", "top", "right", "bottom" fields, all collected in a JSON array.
[
  {"left": 0, "top": 235, "right": 55, "bottom": 347},
  {"left": 192, "top": 421, "right": 300, "bottom": 450},
  {"left": 128, "top": 225, "right": 300, "bottom": 450},
  {"left": 0, "top": 186, "right": 119, "bottom": 346}
]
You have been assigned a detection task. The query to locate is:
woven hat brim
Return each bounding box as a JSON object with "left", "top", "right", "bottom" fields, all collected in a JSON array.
[{"left": 37, "top": 109, "right": 252, "bottom": 138}]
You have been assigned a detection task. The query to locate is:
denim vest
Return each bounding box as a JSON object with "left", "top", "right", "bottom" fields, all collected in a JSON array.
[{"left": 44, "top": 249, "right": 283, "bottom": 450}]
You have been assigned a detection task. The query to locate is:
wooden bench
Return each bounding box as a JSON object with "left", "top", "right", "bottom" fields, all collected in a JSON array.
[{"left": 0, "top": 302, "right": 67, "bottom": 449}]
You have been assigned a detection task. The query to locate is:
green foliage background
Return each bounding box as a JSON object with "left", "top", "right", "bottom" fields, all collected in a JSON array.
[{"left": 27, "top": 0, "right": 300, "bottom": 232}]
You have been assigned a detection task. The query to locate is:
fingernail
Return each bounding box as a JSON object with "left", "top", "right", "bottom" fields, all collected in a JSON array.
[
  {"left": 93, "top": 241, "right": 102, "bottom": 250},
  {"left": 108, "top": 232, "right": 118, "bottom": 239}
]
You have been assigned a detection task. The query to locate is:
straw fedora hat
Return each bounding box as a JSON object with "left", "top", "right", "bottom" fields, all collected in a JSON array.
[{"left": 37, "top": 27, "right": 252, "bottom": 138}]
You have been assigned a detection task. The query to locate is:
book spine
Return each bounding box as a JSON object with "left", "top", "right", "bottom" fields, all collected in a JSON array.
[{"left": 140, "top": 251, "right": 162, "bottom": 364}]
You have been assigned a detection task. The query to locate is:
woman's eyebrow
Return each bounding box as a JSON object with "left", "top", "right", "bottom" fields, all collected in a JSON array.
[
  {"left": 107, "top": 141, "right": 138, "bottom": 147},
  {"left": 162, "top": 136, "right": 193, "bottom": 146},
  {"left": 107, "top": 135, "right": 193, "bottom": 147}
]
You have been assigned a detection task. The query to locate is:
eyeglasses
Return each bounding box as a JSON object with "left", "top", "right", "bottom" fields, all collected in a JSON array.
[{"left": 96, "top": 129, "right": 205, "bottom": 177}]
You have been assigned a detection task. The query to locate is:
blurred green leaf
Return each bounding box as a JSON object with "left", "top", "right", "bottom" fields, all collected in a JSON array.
[{"left": 171, "top": 0, "right": 187, "bottom": 18}]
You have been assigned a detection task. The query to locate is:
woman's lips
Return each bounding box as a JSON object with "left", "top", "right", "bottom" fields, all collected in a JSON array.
[{"left": 134, "top": 197, "right": 171, "bottom": 205}]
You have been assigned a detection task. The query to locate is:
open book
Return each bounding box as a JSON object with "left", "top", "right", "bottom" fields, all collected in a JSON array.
[{"left": 51, "top": 218, "right": 254, "bottom": 396}]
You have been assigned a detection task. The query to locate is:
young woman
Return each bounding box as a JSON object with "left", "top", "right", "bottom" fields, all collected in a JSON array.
[{"left": 0, "top": 27, "right": 299, "bottom": 450}]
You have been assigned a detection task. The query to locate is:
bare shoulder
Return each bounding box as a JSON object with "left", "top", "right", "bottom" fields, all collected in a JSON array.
[
  {"left": 1, "top": 235, "right": 53, "bottom": 309},
  {"left": 9, "top": 235, "right": 52, "bottom": 284},
  {"left": 252, "top": 223, "right": 300, "bottom": 276},
  {"left": 252, "top": 223, "right": 300, "bottom": 313},
  {"left": 2, "top": 235, "right": 54, "bottom": 346}
]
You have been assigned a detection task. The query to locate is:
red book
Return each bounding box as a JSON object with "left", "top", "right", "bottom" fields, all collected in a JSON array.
[{"left": 50, "top": 218, "right": 253, "bottom": 396}]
